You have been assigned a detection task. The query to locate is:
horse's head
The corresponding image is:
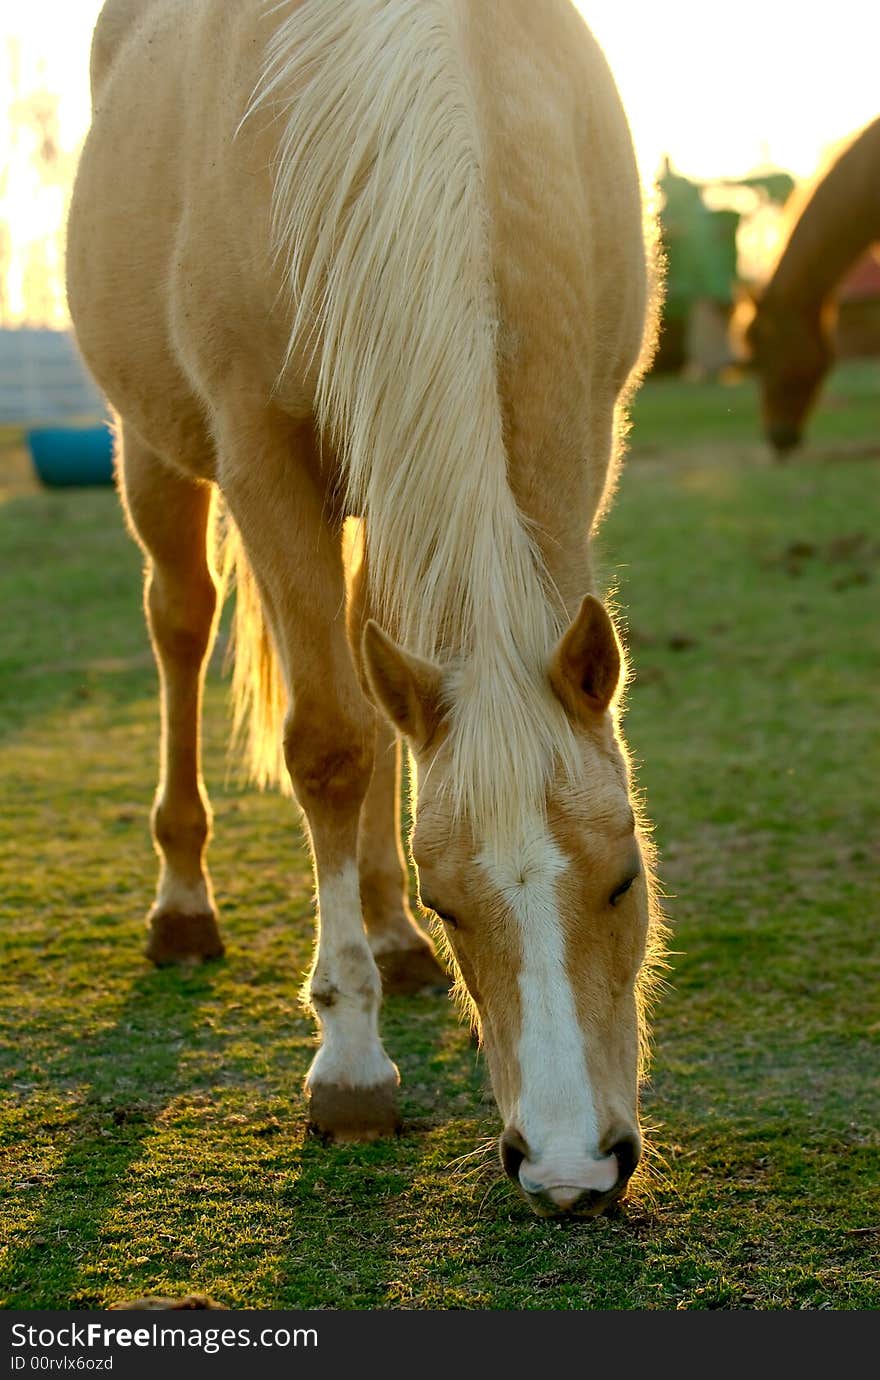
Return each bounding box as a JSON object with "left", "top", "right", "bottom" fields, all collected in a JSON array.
[
  {"left": 743, "top": 292, "right": 835, "bottom": 453},
  {"left": 363, "top": 598, "right": 658, "bottom": 1218}
]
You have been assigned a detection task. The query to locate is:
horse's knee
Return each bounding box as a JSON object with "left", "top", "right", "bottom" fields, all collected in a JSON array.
[{"left": 283, "top": 707, "right": 373, "bottom": 810}]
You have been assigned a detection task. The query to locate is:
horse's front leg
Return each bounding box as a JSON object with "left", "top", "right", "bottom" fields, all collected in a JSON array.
[
  {"left": 218, "top": 412, "right": 399, "bottom": 1141},
  {"left": 346, "top": 528, "right": 447, "bottom": 994},
  {"left": 357, "top": 717, "right": 448, "bottom": 994},
  {"left": 288, "top": 694, "right": 400, "bottom": 1142}
]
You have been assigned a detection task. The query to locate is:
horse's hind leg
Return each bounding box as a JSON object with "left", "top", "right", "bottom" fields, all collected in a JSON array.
[{"left": 117, "top": 424, "right": 224, "bottom": 964}]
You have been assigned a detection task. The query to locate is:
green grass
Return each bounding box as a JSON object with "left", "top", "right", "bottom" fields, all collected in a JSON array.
[
  {"left": 1, "top": 363, "right": 879, "bottom": 1310},
  {"left": 628, "top": 357, "right": 880, "bottom": 451}
]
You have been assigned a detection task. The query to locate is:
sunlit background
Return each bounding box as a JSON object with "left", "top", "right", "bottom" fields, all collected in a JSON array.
[{"left": 1, "top": 0, "right": 879, "bottom": 326}]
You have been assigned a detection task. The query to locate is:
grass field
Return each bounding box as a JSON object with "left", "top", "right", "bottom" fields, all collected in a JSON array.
[{"left": 1, "top": 364, "right": 878, "bottom": 1310}]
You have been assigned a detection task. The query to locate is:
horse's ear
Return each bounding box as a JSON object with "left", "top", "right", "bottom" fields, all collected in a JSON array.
[
  {"left": 362, "top": 621, "right": 446, "bottom": 749},
  {"left": 729, "top": 284, "right": 759, "bottom": 361},
  {"left": 549, "top": 596, "right": 622, "bottom": 721},
  {"left": 733, "top": 280, "right": 761, "bottom": 308}
]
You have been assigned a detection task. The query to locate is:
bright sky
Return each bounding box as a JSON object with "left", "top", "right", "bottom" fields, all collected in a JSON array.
[{"left": 2, "top": 0, "right": 879, "bottom": 324}]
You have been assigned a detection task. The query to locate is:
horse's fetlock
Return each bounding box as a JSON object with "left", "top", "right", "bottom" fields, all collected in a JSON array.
[
  {"left": 310, "top": 981, "right": 339, "bottom": 1009},
  {"left": 310, "top": 941, "right": 380, "bottom": 1013}
]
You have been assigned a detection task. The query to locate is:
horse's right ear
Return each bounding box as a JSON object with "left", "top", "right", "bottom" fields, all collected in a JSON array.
[{"left": 362, "top": 621, "right": 446, "bottom": 750}]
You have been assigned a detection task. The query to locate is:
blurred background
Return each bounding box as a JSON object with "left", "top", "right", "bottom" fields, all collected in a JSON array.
[
  {"left": 1, "top": 1, "right": 878, "bottom": 1312},
  {"left": 2, "top": 2, "right": 880, "bottom": 336},
  {"left": 2, "top": 0, "right": 879, "bottom": 352}
]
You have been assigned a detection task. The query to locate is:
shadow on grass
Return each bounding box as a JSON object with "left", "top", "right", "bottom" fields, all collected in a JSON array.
[{"left": 0, "top": 966, "right": 219, "bottom": 1308}]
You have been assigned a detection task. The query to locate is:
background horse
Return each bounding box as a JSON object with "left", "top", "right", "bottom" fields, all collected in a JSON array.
[
  {"left": 741, "top": 116, "right": 880, "bottom": 453},
  {"left": 66, "top": 0, "right": 661, "bottom": 1219}
]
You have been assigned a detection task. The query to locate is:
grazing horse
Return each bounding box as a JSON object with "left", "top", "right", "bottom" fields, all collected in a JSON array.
[
  {"left": 67, "top": 0, "right": 662, "bottom": 1218},
  {"left": 743, "top": 116, "right": 880, "bottom": 454}
]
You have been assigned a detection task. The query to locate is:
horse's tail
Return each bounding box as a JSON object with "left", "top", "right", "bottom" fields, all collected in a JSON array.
[{"left": 215, "top": 502, "right": 290, "bottom": 796}]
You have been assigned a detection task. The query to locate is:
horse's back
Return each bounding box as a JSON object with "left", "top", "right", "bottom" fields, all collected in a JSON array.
[{"left": 68, "top": 0, "right": 649, "bottom": 494}]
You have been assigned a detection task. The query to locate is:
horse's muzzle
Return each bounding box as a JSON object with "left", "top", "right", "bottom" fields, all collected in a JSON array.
[
  {"left": 500, "top": 1128, "right": 640, "bottom": 1218},
  {"left": 768, "top": 423, "right": 802, "bottom": 455}
]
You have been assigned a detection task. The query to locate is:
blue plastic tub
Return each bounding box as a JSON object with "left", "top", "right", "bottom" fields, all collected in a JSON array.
[{"left": 27, "top": 426, "right": 114, "bottom": 488}]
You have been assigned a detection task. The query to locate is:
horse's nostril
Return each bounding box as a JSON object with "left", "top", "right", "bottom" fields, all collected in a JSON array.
[
  {"left": 608, "top": 1134, "right": 641, "bottom": 1185},
  {"left": 499, "top": 1128, "right": 529, "bottom": 1182}
]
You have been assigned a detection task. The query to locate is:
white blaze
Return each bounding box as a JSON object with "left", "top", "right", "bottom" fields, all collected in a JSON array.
[{"left": 480, "top": 821, "right": 610, "bottom": 1190}]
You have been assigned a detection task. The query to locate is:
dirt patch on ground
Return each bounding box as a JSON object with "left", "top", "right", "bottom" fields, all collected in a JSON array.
[{"left": 763, "top": 530, "right": 880, "bottom": 585}]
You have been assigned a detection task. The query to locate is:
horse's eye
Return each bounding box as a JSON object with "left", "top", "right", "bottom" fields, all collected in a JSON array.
[{"left": 609, "top": 874, "right": 638, "bottom": 906}]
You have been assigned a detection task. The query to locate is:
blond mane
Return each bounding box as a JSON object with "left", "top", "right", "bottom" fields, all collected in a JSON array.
[{"left": 246, "top": 0, "right": 580, "bottom": 842}]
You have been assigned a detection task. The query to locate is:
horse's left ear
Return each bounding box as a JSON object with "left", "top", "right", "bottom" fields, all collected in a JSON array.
[
  {"left": 362, "top": 620, "right": 446, "bottom": 750},
  {"left": 549, "top": 595, "right": 622, "bottom": 721}
]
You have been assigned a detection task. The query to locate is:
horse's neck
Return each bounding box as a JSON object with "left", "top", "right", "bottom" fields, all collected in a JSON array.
[{"left": 768, "top": 118, "right": 880, "bottom": 313}]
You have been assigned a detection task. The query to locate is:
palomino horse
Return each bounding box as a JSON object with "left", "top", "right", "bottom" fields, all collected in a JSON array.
[
  {"left": 67, "top": 0, "right": 662, "bottom": 1218},
  {"left": 743, "top": 116, "right": 880, "bottom": 454}
]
